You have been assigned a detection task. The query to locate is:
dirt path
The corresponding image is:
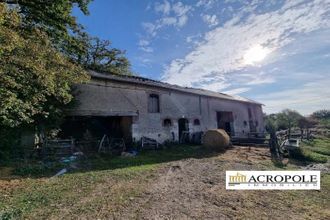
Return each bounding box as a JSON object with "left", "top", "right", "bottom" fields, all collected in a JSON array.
[{"left": 118, "top": 147, "right": 328, "bottom": 219}]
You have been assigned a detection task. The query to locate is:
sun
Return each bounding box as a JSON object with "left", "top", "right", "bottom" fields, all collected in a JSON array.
[{"left": 243, "top": 45, "right": 270, "bottom": 65}]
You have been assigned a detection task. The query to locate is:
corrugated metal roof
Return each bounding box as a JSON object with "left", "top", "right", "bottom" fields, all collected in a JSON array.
[{"left": 89, "top": 71, "right": 262, "bottom": 105}]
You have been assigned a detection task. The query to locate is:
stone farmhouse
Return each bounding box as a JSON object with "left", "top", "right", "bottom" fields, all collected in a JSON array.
[{"left": 61, "top": 71, "right": 264, "bottom": 145}]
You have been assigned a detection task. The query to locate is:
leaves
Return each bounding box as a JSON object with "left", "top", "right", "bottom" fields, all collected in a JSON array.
[
  {"left": 0, "top": 4, "right": 89, "bottom": 128},
  {"left": 1, "top": 0, "right": 92, "bottom": 53},
  {"left": 77, "top": 35, "right": 132, "bottom": 75},
  {"left": 0, "top": 0, "right": 132, "bottom": 129}
]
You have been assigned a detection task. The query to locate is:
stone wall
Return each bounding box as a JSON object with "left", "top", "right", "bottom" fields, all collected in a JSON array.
[{"left": 72, "top": 77, "right": 264, "bottom": 143}]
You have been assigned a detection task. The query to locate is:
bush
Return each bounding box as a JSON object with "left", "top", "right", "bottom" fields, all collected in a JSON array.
[{"left": 320, "top": 119, "right": 330, "bottom": 129}]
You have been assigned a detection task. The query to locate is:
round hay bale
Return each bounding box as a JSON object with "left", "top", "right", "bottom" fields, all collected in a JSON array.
[{"left": 203, "top": 129, "right": 230, "bottom": 151}]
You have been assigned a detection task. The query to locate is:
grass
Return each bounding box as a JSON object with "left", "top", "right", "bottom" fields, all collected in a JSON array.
[
  {"left": 1, "top": 144, "right": 330, "bottom": 219},
  {"left": 297, "top": 137, "right": 330, "bottom": 163},
  {"left": 0, "top": 145, "right": 216, "bottom": 219},
  {"left": 0, "top": 165, "right": 157, "bottom": 219},
  {"left": 302, "top": 137, "right": 330, "bottom": 156},
  {"left": 86, "top": 145, "right": 215, "bottom": 171},
  {"left": 7, "top": 145, "right": 215, "bottom": 178}
]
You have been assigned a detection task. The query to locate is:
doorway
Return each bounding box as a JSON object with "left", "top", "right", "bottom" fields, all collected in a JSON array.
[
  {"left": 217, "top": 111, "right": 234, "bottom": 136},
  {"left": 60, "top": 116, "right": 133, "bottom": 144},
  {"left": 178, "top": 118, "right": 189, "bottom": 141}
]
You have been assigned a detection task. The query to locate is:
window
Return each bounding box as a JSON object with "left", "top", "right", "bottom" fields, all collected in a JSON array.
[
  {"left": 148, "top": 94, "right": 159, "bottom": 113},
  {"left": 163, "top": 118, "right": 172, "bottom": 127},
  {"left": 193, "top": 119, "right": 200, "bottom": 126}
]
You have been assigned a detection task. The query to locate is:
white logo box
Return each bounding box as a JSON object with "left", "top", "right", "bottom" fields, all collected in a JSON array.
[{"left": 226, "top": 170, "right": 320, "bottom": 190}]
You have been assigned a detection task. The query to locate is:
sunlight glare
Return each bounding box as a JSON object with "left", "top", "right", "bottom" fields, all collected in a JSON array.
[{"left": 243, "top": 45, "right": 270, "bottom": 65}]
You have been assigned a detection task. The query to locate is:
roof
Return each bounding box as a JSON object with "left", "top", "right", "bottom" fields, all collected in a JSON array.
[{"left": 89, "top": 71, "right": 262, "bottom": 105}]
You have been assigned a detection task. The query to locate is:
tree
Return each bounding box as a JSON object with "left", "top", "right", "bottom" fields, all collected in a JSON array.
[
  {"left": 297, "top": 117, "right": 317, "bottom": 140},
  {"left": 311, "top": 110, "right": 330, "bottom": 120},
  {"left": 276, "top": 109, "right": 303, "bottom": 138},
  {"left": 0, "top": 4, "right": 89, "bottom": 128},
  {"left": 0, "top": 0, "right": 92, "bottom": 57},
  {"left": 265, "top": 119, "right": 282, "bottom": 160},
  {"left": 0, "top": 1, "right": 132, "bottom": 75},
  {"left": 311, "top": 109, "right": 330, "bottom": 129},
  {"left": 77, "top": 35, "right": 131, "bottom": 75}
]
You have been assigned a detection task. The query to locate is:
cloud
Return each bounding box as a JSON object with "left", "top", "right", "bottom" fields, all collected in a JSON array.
[
  {"left": 139, "top": 0, "right": 195, "bottom": 56},
  {"left": 138, "top": 38, "right": 153, "bottom": 53},
  {"left": 222, "top": 87, "right": 251, "bottom": 95},
  {"left": 162, "top": 0, "right": 330, "bottom": 92},
  {"left": 186, "top": 33, "right": 203, "bottom": 45},
  {"left": 202, "top": 14, "right": 219, "bottom": 27},
  {"left": 173, "top": 2, "right": 192, "bottom": 17},
  {"left": 241, "top": 71, "right": 275, "bottom": 85},
  {"left": 177, "top": 15, "right": 188, "bottom": 27},
  {"left": 142, "top": 22, "right": 157, "bottom": 37},
  {"left": 140, "top": 47, "right": 154, "bottom": 53},
  {"left": 256, "top": 78, "right": 330, "bottom": 114},
  {"left": 154, "top": 0, "right": 171, "bottom": 15},
  {"left": 139, "top": 1, "right": 193, "bottom": 53},
  {"left": 138, "top": 39, "right": 150, "bottom": 47},
  {"left": 196, "top": 0, "right": 215, "bottom": 9}
]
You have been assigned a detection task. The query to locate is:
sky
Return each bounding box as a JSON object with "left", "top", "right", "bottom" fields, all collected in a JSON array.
[{"left": 73, "top": 0, "right": 330, "bottom": 115}]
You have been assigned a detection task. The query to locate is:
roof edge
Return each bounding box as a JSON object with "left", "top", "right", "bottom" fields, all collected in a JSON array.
[{"left": 88, "top": 70, "right": 263, "bottom": 106}]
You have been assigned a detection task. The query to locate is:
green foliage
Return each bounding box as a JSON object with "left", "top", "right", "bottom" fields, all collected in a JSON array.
[
  {"left": 310, "top": 110, "right": 330, "bottom": 129},
  {"left": 298, "top": 148, "right": 328, "bottom": 163},
  {"left": 276, "top": 109, "right": 303, "bottom": 130},
  {"left": 264, "top": 115, "right": 277, "bottom": 132},
  {"left": 319, "top": 118, "right": 330, "bottom": 129},
  {"left": 292, "top": 137, "right": 330, "bottom": 163},
  {"left": 264, "top": 109, "right": 303, "bottom": 132},
  {"left": 76, "top": 34, "right": 131, "bottom": 75},
  {"left": 13, "top": 161, "right": 65, "bottom": 177},
  {"left": 0, "top": 127, "right": 21, "bottom": 161},
  {"left": 302, "top": 138, "right": 330, "bottom": 156},
  {"left": 0, "top": 4, "right": 89, "bottom": 128},
  {"left": 297, "top": 117, "right": 317, "bottom": 129},
  {"left": 10, "top": 145, "right": 212, "bottom": 178},
  {"left": 1, "top": 0, "right": 92, "bottom": 57},
  {"left": 88, "top": 145, "right": 213, "bottom": 171},
  {"left": 1, "top": 1, "right": 131, "bottom": 76},
  {"left": 311, "top": 109, "right": 330, "bottom": 120}
]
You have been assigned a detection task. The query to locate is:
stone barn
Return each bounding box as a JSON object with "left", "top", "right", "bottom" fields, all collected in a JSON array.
[{"left": 61, "top": 71, "right": 264, "bottom": 145}]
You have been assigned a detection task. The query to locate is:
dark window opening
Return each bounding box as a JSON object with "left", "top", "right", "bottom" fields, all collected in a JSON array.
[
  {"left": 178, "top": 118, "right": 189, "bottom": 143},
  {"left": 193, "top": 119, "right": 200, "bottom": 126},
  {"left": 148, "top": 94, "right": 160, "bottom": 113},
  {"left": 217, "top": 111, "right": 234, "bottom": 136},
  {"left": 163, "top": 118, "right": 172, "bottom": 127},
  {"left": 249, "top": 120, "right": 257, "bottom": 132},
  {"left": 248, "top": 108, "right": 252, "bottom": 119}
]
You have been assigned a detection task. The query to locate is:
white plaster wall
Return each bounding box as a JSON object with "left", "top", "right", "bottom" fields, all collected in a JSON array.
[{"left": 73, "top": 78, "right": 264, "bottom": 143}]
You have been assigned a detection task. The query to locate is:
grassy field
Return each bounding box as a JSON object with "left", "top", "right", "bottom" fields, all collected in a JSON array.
[
  {"left": 0, "top": 145, "right": 215, "bottom": 219},
  {"left": 299, "top": 137, "right": 330, "bottom": 163},
  {"left": 1, "top": 143, "right": 329, "bottom": 219}
]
